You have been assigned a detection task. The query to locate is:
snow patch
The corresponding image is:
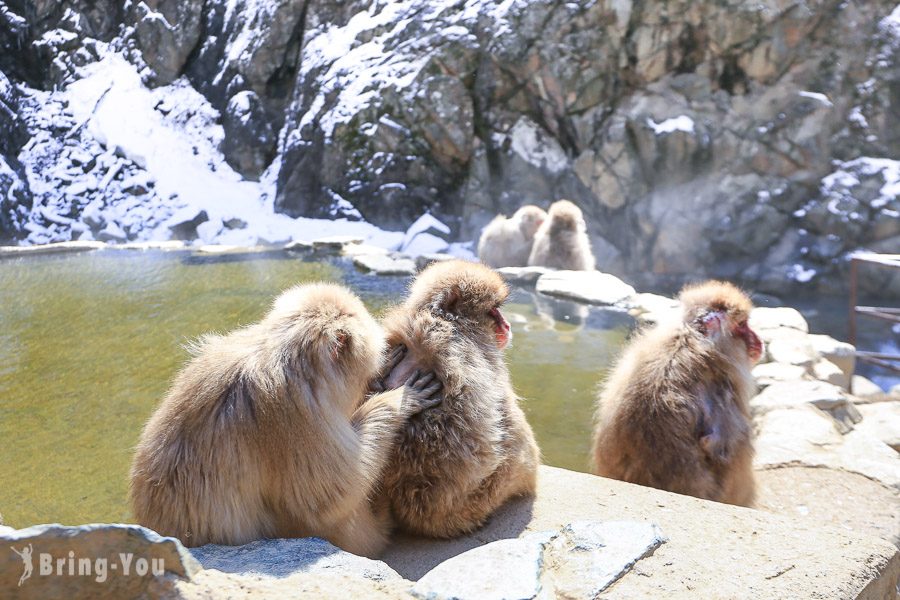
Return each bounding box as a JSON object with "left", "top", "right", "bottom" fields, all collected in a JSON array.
[
  {"left": 509, "top": 118, "right": 568, "bottom": 173},
  {"left": 822, "top": 157, "right": 900, "bottom": 211},
  {"left": 16, "top": 50, "right": 411, "bottom": 251},
  {"left": 787, "top": 264, "right": 816, "bottom": 283},
  {"left": 798, "top": 91, "right": 833, "bottom": 107},
  {"left": 647, "top": 115, "right": 695, "bottom": 135}
]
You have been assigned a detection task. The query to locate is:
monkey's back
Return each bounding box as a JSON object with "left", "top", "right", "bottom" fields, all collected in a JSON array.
[
  {"left": 592, "top": 326, "right": 754, "bottom": 505},
  {"left": 129, "top": 325, "right": 361, "bottom": 546},
  {"left": 381, "top": 312, "right": 539, "bottom": 537},
  {"left": 528, "top": 228, "right": 595, "bottom": 271},
  {"left": 478, "top": 215, "right": 531, "bottom": 268}
]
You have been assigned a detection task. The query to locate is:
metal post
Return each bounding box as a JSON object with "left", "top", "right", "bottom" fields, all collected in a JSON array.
[{"left": 848, "top": 257, "right": 858, "bottom": 348}]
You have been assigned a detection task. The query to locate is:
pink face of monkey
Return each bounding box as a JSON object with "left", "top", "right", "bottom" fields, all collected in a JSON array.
[
  {"left": 699, "top": 311, "right": 764, "bottom": 364},
  {"left": 489, "top": 307, "right": 512, "bottom": 349}
]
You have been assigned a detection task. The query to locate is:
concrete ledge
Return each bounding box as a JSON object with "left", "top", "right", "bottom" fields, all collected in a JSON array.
[{"left": 383, "top": 466, "right": 900, "bottom": 598}]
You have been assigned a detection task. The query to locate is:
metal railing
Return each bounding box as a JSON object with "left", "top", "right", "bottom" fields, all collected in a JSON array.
[{"left": 848, "top": 252, "right": 900, "bottom": 374}]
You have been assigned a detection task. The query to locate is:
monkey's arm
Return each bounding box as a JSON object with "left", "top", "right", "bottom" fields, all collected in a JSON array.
[
  {"left": 350, "top": 371, "right": 443, "bottom": 487},
  {"left": 368, "top": 344, "right": 407, "bottom": 395},
  {"left": 696, "top": 384, "right": 733, "bottom": 464}
]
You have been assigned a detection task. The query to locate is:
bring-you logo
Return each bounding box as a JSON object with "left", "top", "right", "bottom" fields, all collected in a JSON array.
[{"left": 10, "top": 544, "right": 165, "bottom": 586}]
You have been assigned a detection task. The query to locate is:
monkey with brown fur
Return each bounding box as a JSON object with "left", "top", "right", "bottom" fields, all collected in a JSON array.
[
  {"left": 591, "top": 281, "right": 763, "bottom": 507},
  {"left": 378, "top": 260, "right": 540, "bottom": 538},
  {"left": 478, "top": 205, "right": 547, "bottom": 268},
  {"left": 130, "top": 283, "right": 441, "bottom": 556},
  {"left": 527, "top": 199, "right": 596, "bottom": 271}
]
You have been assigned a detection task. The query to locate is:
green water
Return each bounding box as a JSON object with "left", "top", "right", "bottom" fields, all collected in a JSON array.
[{"left": 0, "top": 250, "right": 630, "bottom": 528}]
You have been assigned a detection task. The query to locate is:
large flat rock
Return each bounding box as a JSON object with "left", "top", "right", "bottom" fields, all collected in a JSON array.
[
  {"left": 756, "top": 466, "right": 900, "bottom": 548},
  {"left": 382, "top": 466, "right": 899, "bottom": 598},
  {"left": 535, "top": 271, "right": 636, "bottom": 306}
]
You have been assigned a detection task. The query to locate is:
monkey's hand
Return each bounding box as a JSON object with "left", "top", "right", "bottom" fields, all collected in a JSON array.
[
  {"left": 699, "top": 432, "right": 729, "bottom": 464},
  {"left": 401, "top": 370, "right": 443, "bottom": 416},
  {"left": 369, "top": 344, "right": 407, "bottom": 395}
]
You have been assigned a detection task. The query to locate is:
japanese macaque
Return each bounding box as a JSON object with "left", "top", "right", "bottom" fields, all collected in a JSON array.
[
  {"left": 591, "top": 281, "right": 763, "bottom": 507},
  {"left": 527, "top": 199, "right": 596, "bottom": 271},
  {"left": 477, "top": 205, "right": 547, "bottom": 268},
  {"left": 379, "top": 260, "right": 540, "bottom": 538},
  {"left": 129, "top": 283, "right": 442, "bottom": 557}
]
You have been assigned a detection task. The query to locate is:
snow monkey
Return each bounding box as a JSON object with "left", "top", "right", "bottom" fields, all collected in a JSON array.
[
  {"left": 129, "top": 283, "right": 442, "bottom": 557},
  {"left": 591, "top": 281, "right": 763, "bottom": 507},
  {"left": 477, "top": 204, "right": 547, "bottom": 268},
  {"left": 379, "top": 260, "right": 540, "bottom": 537},
  {"left": 527, "top": 199, "right": 596, "bottom": 271}
]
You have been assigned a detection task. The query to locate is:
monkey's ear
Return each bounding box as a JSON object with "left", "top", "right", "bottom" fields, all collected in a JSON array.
[
  {"left": 698, "top": 311, "right": 724, "bottom": 336},
  {"left": 330, "top": 330, "right": 349, "bottom": 360},
  {"left": 432, "top": 286, "right": 461, "bottom": 318}
]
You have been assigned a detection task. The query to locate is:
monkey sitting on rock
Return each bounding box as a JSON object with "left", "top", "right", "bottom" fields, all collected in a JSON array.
[
  {"left": 130, "top": 283, "right": 442, "bottom": 556},
  {"left": 591, "top": 280, "right": 762, "bottom": 507},
  {"left": 527, "top": 199, "right": 595, "bottom": 271},
  {"left": 477, "top": 205, "right": 547, "bottom": 268},
  {"left": 378, "top": 260, "right": 540, "bottom": 538}
]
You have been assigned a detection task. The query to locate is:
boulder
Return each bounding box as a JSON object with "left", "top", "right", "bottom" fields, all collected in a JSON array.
[
  {"left": 807, "top": 335, "right": 856, "bottom": 382},
  {"left": 414, "top": 253, "right": 456, "bottom": 271},
  {"left": 852, "top": 375, "right": 886, "bottom": 399},
  {"left": 130, "top": 0, "right": 204, "bottom": 85},
  {"left": 222, "top": 91, "right": 275, "bottom": 180},
  {"left": 855, "top": 402, "right": 900, "bottom": 452},
  {"left": 191, "top": 537, "right": 402, "bottom": 581},
  {"left": 0, "top": 524, "right": 200, "bottom": 599},
  {"left": 624, "top": 293, "right": 680, "bottom": 325},
  {"left": 353, "top": 254, "right": 417, "bottom": 276},
  {"left": 495, "top": 266, "right": 552, "bottom": 286},
  {"left": 765, "top": 336, "right": 819, "bottom": 368},
  {"left": 754, "top": 405, "right": 900, "bottom": 490},
  {"left": 535, "top": 271, "right": 636, "bottom": 306},
  {"left": 166, "top": 209, "right": 209, "bottom": 241},
  {"left": 752, "top": 362, "right": 809, "bottom": 388},
  {"left": 755, "top": 467, "right": 900, "bottom": 548},
  {"left": 411, "top": 521, "right": 666, "bottom": 600},
  {"left": 750, "top": 307, "right": 810, "bottom": 335},
  {"left": 751, "top": 380, "right": 862, "bottom": 429},
  {"left": 341, "top": 243, "right": 390, "bottom": 257},
  {"left": 812, "top": 358, "right": 850, "bottom": 391},
  {"left": 384, "top": 465, "right": 900, "bottom": 597}
]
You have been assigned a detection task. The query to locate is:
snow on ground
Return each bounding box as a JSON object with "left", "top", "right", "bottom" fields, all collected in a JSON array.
[
  {"left": 647, "top": 115, "right": 695, "bottom": 135},
  {"left": 14, "top": 49, "right": 475, "bottom": 258},
  {"left": 798, "top": 91, "right": 833, "bottom": 107}
]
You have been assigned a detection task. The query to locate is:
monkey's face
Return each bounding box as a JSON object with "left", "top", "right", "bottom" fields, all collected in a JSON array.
[
  {"left": 697, "top": 310, "right": 764, "bottom": 365},
  {"left": 517, "top": 207, "right": 546, "bottom": 237},
  {"left": 489, "top": 307, "right": 512, "bottom": 349}
]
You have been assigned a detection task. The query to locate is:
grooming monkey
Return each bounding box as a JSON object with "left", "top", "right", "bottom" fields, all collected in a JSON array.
[
  {"left": 379, "top": 260, "right": 540, "bottom": 537},
  {"left": 478, "top": 205, "right": 547, "bottom": 268},
  {"left": 130, "top": 283, "right": 441, "bottom": 556},
  {"left": 527, "top": 199, "right": 596, "bottom": 271},
  {"left": 591, "top": 281, "right": 762, "bottom": 507}
]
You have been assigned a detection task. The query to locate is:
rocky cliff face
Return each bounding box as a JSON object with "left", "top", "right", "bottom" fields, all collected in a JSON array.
[{"left": 0, "top": 0, "right": 898, "bottom": 295}]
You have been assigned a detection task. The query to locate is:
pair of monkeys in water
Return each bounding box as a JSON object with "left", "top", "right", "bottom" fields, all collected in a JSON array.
[
  {"left": 130, "top": 259, "right": 762, "bottom": 557},
  {"left": 129, "top": 260, "right": 540, "bottom": 557},
  {"left": 478, "top": 199, "right": 596, "bottom": 271}
]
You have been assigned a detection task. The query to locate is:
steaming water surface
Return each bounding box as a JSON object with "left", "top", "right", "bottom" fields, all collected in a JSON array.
[{"left": 0, "top": 249, "right": 630, "bottom": 527}]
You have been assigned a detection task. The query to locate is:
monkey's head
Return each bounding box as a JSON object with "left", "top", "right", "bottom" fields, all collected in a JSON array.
[
  {"left": 268, "top": 283, "right": 386, "bottom": 398},
  {"left": 407, "top": 260, "right": 512, "bottom": 350},
  {"left": 514, "top": 205, "right": 547, "bottom": 238},
  {"left": 679, "top": 281, "right": 764, "bottom": 365},
  {"left": 547, "top": 200, "right": 586, "bottom": 235}
]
